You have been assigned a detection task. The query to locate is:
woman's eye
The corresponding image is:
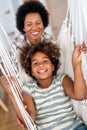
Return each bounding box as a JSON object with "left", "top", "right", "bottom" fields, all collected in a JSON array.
[
  {"left": 27, "top": 23, "right": 32, "bottom": 26},
  {"left": 25, "top": 22, "right": 32, "bottom": 27},
  {"left": 36, "top": 21, "right": 41, "bottom": 25}
]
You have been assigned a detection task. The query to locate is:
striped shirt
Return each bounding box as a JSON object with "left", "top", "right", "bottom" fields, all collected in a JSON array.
[{"left": 21, "top": 74, "right": 83, "bottom": 130}]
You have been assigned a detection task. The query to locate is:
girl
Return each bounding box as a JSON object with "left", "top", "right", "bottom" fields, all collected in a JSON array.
[{"left": 19, "top": 42, "right": 87, "bottom": 130}]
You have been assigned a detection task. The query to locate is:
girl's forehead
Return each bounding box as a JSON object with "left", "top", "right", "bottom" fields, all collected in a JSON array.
[
  {"left": 33, "top": 51, "right": 47, "bottom": 57},
  {"left": 31, "top": 51, "right": 49, "bottom": 60}
]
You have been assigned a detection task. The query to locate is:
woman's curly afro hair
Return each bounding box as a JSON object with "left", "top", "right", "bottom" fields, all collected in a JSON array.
[
  {"left": 20, "top": 42, "right": 61, "bottom": 77},
  {"left": 16, "top": 0, "right": 49, "bottom": 34}
]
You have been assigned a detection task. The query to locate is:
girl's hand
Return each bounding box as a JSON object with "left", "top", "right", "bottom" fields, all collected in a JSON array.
[
  {"left": 16, "top": 116, "right": 26, "bottom": 130},
  {"left": 1, "top": 75, "right": 11, "bottom": 94},
  {"left": 16, "top": 103, "right": 27, "bottom": 130},
  {"left": 72, "top": 42, "right": 87, "bottom": 68},
  {"left": 1, "top": 74, "right": 15, "bottom": 95},
  {"left": 81, "top": 41, "right": 87, "bottom": 53}
]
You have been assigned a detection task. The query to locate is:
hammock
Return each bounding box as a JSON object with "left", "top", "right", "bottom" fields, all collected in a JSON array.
[
  {"left": 0, "top": 22, "right": 37, "bottom": 130},
  {"left": 57, "top": 0, "right": 87, "bottom": 125}
]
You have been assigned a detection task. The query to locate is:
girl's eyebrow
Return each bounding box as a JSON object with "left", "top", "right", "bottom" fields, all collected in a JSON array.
[
  {"left": 31, "top": 59, "right": 37, "bottom": 63},
  {"left": 31, "top": 56, "right": 49, "bottom": 62}
]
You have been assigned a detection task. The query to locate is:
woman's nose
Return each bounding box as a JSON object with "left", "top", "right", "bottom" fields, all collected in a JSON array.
[{"left": 32, "top": 23, "right": 37, "bottom": 29}]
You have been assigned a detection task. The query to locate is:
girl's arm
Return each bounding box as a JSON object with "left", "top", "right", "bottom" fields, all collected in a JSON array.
[
  {"left": 22, "top": 93, "right": 36, "bottom": 121},
  {"left": 1, "top": 75, "right": 27, "bottom": 126},
  {"left": 63, "top": 44, "right": 87, "bottom": 100}
]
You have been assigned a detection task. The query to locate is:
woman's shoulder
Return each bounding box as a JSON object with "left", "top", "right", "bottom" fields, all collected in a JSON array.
[
  {"left": 13, "top": 34, "right": 25, "bottom": 49},
  {"left": 42, "top": 32, "right": 57, "bottom": 44}
]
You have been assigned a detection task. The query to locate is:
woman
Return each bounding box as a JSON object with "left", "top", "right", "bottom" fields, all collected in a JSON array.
[{"left": 12, "top": 0, "right": 55, "bottom": 85}]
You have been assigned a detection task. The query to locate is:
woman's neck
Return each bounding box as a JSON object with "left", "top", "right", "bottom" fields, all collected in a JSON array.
[
  {"left": 26, "top": 35, "right": 41, "bottom": 45},
  {"left": 31, "top": 39, "right": 41, "bottom": 45}
]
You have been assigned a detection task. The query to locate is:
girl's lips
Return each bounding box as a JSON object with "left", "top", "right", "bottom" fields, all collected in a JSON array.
[{"left": 37, "top": 68, "right": 48, "bottom": 74}]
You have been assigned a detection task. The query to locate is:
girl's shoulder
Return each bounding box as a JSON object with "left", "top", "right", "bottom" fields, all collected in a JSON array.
[
  {"left": 21, "top": 79, "right": 37, "bottom": 96},
  {"left": 55, "top": 73, "right": 67, "bottom": 83},
  {"left": 23, "top": 79, "right": 36, "bottom": 88}
]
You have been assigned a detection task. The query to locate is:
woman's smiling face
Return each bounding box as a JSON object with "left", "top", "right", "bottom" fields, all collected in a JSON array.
[{"left": 23, "top": 13, "right": 44, "bottom": 45}]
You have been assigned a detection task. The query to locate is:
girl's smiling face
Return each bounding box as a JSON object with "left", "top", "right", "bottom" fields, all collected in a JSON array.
[{"left": 31, "top": 52, "right": 54, "bottom": 81}]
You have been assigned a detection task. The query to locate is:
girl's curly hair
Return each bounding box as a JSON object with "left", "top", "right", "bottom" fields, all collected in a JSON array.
[
  {"left": 20, "top": 42, "right": 61, "bottom": 77},
  {"left": 16, "top": 0, "right": 49, "bottom": 34}
]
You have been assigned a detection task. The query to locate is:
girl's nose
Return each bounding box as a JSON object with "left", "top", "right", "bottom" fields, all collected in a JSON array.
[{"left": 38, "top": 62, "right": 43, "bottom": 67}]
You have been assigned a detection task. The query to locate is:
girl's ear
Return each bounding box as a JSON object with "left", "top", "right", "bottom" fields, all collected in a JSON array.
[
  {"left": 31, "top": 71, "right": 34, "bottom": 77},
  {"left": 52, "top": 64, "right": 54, "bottom": 71},
  {"left": 31, "top": 73, "right": 35, "bottom": 79},
  {"left": 23, "top": 29, "right": 25, "bottom": 32},
  {"left": 31, "top": 72, "right": 34, "bottom": 76}
]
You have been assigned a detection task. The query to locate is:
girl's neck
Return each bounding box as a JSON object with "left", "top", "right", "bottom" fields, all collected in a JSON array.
[{"left": 37, "top": 77, "right": 53, "bottom": 89}]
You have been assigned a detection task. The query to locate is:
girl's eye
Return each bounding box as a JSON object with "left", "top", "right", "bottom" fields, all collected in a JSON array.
[
  {"left": 43, "top": 59, "right": 48, "bottom": 63},
  {"left": 32, "top": 62, "right": 38, "bottom": 66}
]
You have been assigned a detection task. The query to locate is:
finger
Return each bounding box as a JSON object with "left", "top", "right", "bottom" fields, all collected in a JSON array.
[
  {"left": 22, "top": 101, "right": 27, "bottom": 109},
  {"left": 81, "top": 45, "right": 87, "bottom": 52},
  {"left": 1, "top": 75, "right": 8, "bottom": 85},
  {"left": 0, "top": 69, "right": 3, "bottom": 77},
  {"left": 16, "top": 116, "right": 21, "bottom": 124},
  {"left": 82, "top": 41, "right": 85, "bottom": 45},
  {"left": 10, "top": 75, "right": 15, "bottom": 82},
  {"left": 16, "top": 116, "right": 26, "bottom": 129},
  {"left": 74, "top": 44, "right": 81, "bottom": 53}
]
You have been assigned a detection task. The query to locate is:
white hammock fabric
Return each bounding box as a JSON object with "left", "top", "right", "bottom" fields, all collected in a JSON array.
[
  {"left": 0, "top": 22, "right": 37, "bottom": 130},
  {"left": 58, "top": 0, "right": 87, "bottom": 124},
  {"left": 57, "top": 0, "right": 75, "bottom": 78},
  {"left": 57, "top": 0, "right": 87, "bottom": 125}
]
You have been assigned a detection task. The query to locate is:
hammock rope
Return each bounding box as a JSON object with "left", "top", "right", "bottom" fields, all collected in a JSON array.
[{"left": 0, "top": 22, "right": 37, "bottom": 130}]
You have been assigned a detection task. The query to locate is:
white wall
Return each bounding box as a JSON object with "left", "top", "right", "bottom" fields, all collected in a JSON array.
[
  {"left": 0, "top": 0, "right": 23, "bottom": 40},
  {"left": 39, "top": 0, "right": 52, "bottom": 35}
]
